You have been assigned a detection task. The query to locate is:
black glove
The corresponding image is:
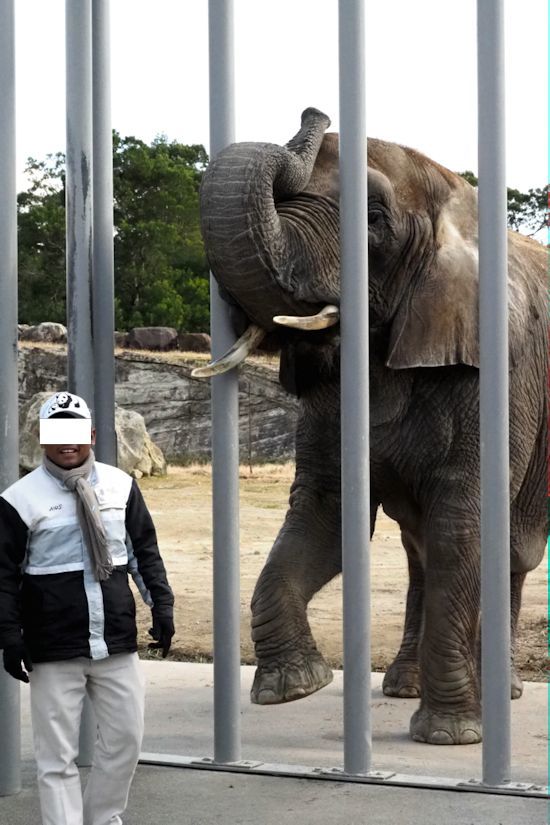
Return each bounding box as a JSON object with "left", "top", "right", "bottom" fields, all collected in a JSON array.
[
  {"left": 148, "top": 610, "right": 175, "bottom": 658},
  {"left": 3, "top": 641, "right": 33, "bottom": 683}
]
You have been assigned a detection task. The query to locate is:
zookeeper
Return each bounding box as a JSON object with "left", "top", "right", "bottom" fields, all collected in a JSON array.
[{"left": 0, "top": 391, "right": 175, "bottom": 825}]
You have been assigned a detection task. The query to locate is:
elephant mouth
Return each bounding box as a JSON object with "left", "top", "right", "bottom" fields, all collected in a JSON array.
[{"left": 191, "top": 304, "right": 340, "bottom": 378}]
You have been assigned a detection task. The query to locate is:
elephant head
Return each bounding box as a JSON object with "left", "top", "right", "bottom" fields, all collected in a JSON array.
[{"left": 196, "top": 107, "right": 538, "bottom": 384}]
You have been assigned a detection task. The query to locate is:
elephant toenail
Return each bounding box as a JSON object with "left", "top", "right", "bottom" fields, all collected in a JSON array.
[
  {"left": 460, "top": 729, "right": 481, "bottom": 744},
  {"left": 428, "top": 730, "right": 454, "bottom": 745},
  {"left": 253, "top": 689, "right": 278, "bottom": 705}
]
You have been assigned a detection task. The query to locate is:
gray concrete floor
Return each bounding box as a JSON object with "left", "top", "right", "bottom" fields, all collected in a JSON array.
[{"left": 0, "top": 663, "right": 547, "bottom": 825}]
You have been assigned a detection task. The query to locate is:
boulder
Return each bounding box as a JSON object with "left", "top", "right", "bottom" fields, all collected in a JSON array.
[
  {"left": 18, "top": 393, "right": 49, "bottom": 472},
  {"left": 115, "top": 407, "right": 167, "bottom": 477},
  {"left": 20, "top": 322, "right": 67, "bottom": 344},
  {"left": 114, "top": 331, "right": 129, "bottom": 348},
  {"left": 127, "top": 326, "right": 178, "bottom": 351},
  {"left": 19, "top": 392, "right": 166, "bottom": 478},
  {"left": 177, "top": 332, "right": 211, "bottom": 353},
  {"left": 18, "top": 324, "right": 31, "bottom": 338}
]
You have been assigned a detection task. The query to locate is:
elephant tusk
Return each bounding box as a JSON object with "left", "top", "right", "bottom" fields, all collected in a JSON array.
[
  {"left": 273, "top": 304, "right": 340, "bottom": 331},
  {"left": 191, "top": 324, "right": 266, "bottom": 378}
]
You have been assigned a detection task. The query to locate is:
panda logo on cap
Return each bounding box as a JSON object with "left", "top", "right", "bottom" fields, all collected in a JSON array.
[
  {"left": 40, "top": 392, "right": 90, "bottom": 420},
  {"left": 53, "top": 393, "right": 78, "bottom": 410}
]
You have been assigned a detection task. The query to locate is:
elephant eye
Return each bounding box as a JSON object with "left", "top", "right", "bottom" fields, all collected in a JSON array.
[{"left": 368, "top": 209, "right": 384, "bottom": 225}]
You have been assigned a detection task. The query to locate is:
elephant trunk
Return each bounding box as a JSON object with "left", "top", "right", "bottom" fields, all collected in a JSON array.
[{"left": 200, "top": 108, "right": 333, "bottom": 331}]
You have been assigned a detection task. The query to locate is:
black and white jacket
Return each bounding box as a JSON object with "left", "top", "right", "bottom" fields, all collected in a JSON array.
[{"left": 0, "top": 461, "right": 174, "bottom": 663}]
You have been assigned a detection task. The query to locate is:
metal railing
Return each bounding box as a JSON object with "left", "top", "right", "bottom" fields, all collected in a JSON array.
[{"left": 0, "top": 0, "right": 544, "bottom": 800}]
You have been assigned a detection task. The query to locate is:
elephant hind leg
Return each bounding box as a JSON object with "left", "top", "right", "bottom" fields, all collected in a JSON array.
[
  {"left": 510, "top": 571, "right": 527, "bottom": 699},
  {"left": 382, "top": 531, "right": 424, "bottom": 698},
  {"left": 475, "top": 571, "right": 527, "bottom": 699}
]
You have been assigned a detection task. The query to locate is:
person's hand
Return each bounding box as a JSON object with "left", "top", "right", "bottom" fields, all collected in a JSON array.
[
  {"left": 3, "top": 641, "right": 33, "bottom": 683},
  {"left": 148, "top": 610, "right": 175, "bottom": 658}
]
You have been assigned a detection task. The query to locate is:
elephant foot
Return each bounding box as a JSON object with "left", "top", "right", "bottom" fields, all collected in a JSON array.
[
  {"left": 511, "top": 666, "right": 523, "bottom": 699},
  {"left": 410, "top": 707, "right": 482, "bottom": 745},
  {"left": 382, "top": 659, "right": 420, "bottom": 698},
  {"left": 251, "top": 651, "right": 333, "bottom": 705}
]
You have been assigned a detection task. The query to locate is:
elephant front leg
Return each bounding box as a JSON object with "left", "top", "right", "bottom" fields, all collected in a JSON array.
[
  {"left": 410, "top": 534, "right": 482, "bottom": 745},
  {"left": 382, "top": 531, "right": 424, "bottom": 698},
  {"left": 250, "top": 493, "right": 341, "bottom": 705}
]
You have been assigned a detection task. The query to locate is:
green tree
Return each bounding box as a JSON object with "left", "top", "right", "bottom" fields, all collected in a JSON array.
[
  {"left": 459, "top": 171, "right": 548, "bottom": 236},
  {"left": 112, "top": 133, "right": 209, "bottom": 329},
  {"left": 17, "top": 134, "right": 211, "bottom": 331},
  {"left": 18, "top": 153, "right": 67, "bottom": 323},
  {"left": 505, "top": 186, "right": 548, "bottom": 235}
]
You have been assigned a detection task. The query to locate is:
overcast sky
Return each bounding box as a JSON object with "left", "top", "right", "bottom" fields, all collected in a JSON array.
[{"left": 14, "top": 0, "right": 547, "bottom": 193}]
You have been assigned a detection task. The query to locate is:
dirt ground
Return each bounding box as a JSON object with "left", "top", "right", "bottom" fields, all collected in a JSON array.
[{"left": 134, "top": 464, "right": 547, "bottom": 683}]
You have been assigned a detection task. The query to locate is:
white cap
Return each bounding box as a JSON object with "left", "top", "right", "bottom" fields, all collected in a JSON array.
[{"left": 39, "top": 392, "right": 92, "bottom": 420}]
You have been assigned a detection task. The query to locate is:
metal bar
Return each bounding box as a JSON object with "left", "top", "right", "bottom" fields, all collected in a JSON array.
[
  {"left": 0, "top": 0, "right": 21, "bottom": 796},
  {"left": 338, "top": 0, "right": 371, "bottom": 775},
  {"left": 66, "top": 0, "right": 95, "bottom": 408},
  {"left": 92, "top": 0, "right": 117, "bottom": 465},
  {"left": 66, "top": 0, "right": 97, "bottom": 767},
  {"left": 207, "top": 0, "right": 241, "bottom": 764},
  {"left": 477, "top": 0, "right": 511, "bottom": 787},
  {"left": 139, "top": 753, "right": 549, "bottom": 799}
]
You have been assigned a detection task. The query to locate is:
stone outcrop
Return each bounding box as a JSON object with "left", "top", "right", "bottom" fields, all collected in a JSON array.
[
  {"left": 127, "top": 326, "right": 178, "bottom": 351},
  {"left": 20, "top": 322, "right": 67, "bottom": 344},
  {"left": 17, "top": 344, "right": 298, "bottom": 464},
  {"left": 19, "top": 390, "right": 166, "bottom": 478},
  {"left": 19, "top": 325, "right": 212, "bottom": 354},
  {"left": 114, "top": 331, "right": 129, "bottom": 348},
  {"left": 111, "top": 328, "right": 212, "bottom": 353},
  {"left": 18, "top": 395, "right": 46, "bottom": 472},
  {"left": 176, "top": 332, "right": 211, "bottom": 353},
  {"left": 114, "top": 407, "right": 166, "bottom": 478}
]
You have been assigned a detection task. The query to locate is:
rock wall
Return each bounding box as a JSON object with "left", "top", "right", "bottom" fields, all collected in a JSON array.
[
  {"left": 17, "top": 344, "right": 298, "bottom": 463},
  {"left": 19, "top": 391, "right": 167, "bottom": 477}
]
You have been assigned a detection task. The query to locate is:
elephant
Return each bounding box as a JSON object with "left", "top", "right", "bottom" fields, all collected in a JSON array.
[{"left": 194, "top": 108, "right": 547, "bottom": 745}]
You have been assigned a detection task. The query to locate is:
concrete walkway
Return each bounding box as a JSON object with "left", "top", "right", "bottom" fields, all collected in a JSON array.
[{"left": 0, "top": 662, "right": 547, "bottom": 825}]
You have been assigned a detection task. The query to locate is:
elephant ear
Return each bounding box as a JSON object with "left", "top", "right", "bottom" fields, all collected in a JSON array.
[
  {"left": 386, "top": 200, "right": 480, "bottom": 369},
  {"left": 385, "top": 192, "right": 541, "bottom": 371}
]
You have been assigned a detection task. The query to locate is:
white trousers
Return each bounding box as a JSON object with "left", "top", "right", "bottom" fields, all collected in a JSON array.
[{"left": 29, "top": 653, "right": 145, "bottom": 825}]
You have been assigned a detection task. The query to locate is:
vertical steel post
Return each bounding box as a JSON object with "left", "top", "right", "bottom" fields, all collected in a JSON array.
[
  {"left": 0, "top": 0, "right": 21, "bottom": 795},
  {"left": 208, "top": 0, "right": 241, "bottom": 763},
  {"left": 92, "top": 0, "right": 117, "bottom": 465},
  {"left": 66, "top": 0, "right": 95, "bottom": 408},
  {"left": 66, "top": 0, "right": 97, "bottom": 767},
  {"left": 477, "top": 0, "right": 511, "bottom": 786},
  {"left": 338, "top": 0, "right": 371, "bottom": 775}
]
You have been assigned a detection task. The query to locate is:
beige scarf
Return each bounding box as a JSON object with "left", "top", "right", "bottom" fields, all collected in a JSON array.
[{"left": 43, "top": 450, "right": 113, "bottom": 581}]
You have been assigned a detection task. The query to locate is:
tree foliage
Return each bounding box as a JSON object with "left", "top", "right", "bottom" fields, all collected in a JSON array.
[
  {"left": 17, "top": 133, "right": 210, "bottom": 330},
  {"left": 18, "top": 153, "right": 67, "bottom": 324},
  {"left": 458, "top": 171, "right": 548, "bottom": 236}
]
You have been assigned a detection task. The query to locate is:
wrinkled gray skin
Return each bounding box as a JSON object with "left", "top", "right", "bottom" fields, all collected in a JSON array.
[{"left": 199, "top": 108, "right": 547, "bottom": 745}]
